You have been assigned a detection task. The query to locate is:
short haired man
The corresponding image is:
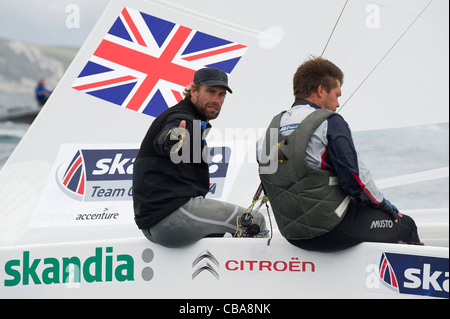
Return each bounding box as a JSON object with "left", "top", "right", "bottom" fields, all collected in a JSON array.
[
  {"left": 133, "top": 68, "right": 266, "bottom": 247},
  {"left": 258, "top": 57, "right": 421, "bottom": 252}
]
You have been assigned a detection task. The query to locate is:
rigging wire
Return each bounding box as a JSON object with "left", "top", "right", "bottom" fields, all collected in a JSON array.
[
  {"left": 339, "top": 0, "right": 434, "bottom": 112},
  {"left": 321, "top": 0, "right": 349, "bottom": 57}
]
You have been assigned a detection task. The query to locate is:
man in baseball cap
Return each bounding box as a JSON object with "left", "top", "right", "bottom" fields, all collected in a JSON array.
[
  {"left": 133, "top": 67, "right": 268, "bottom": 248},
  {"left": 193, "top": 67, "right": 233, "bottom": 93}
]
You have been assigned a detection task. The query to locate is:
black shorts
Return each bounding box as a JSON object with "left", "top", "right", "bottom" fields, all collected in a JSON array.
[{"left": 288, "top": 198, "right": 421, "bottom": 252}]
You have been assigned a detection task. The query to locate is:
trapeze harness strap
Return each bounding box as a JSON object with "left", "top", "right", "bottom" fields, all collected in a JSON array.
[{"left": 259, "top": 108, "right": 350, "bottom": 240}]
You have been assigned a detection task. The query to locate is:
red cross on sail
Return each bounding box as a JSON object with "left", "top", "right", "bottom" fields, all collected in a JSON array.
[{"left": 72, "top": 7, "right": 248, "bottom": 118}]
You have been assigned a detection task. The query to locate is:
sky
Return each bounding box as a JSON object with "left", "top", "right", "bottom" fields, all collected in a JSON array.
[{"left": 0, "top": 0, "right": 110, "bottom": 47}]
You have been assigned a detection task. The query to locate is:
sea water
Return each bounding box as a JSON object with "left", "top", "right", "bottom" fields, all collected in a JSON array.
[
  {"left": 352, "top": 122, "right": 449, "bottom": 210},
  {"left": 0, "top": 121, "right": 28, "bottom": 167},
  {"left": 0, "top": 92, "right": 34, "bottom": 167}
]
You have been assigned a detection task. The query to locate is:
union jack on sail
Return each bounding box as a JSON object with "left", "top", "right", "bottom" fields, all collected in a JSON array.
[{"left": 72, "top": 7, "right": 248, "bottom": 117}]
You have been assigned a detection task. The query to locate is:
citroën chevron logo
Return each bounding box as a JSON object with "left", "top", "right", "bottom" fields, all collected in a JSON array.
[{"left": 192, "top": 250, "right": 219, "bottom": 280}]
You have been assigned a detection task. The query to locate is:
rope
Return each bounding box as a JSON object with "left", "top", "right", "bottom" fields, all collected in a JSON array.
[
  {"left": 339, "top": 0, "right": 434, "bottom": 111},
  {"left": 321, "top": 0, "right": 349, "bottom": 57}
]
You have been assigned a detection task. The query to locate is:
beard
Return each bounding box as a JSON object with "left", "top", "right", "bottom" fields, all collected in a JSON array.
[
  {"left": 203, "top": 103, "right": 220, "bottom": 120},
  {"left": 193, "top": 100, "right": 221, "bottom": 121}
]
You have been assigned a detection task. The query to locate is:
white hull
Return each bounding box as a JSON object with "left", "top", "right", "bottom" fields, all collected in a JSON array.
[{"left": 1, "top": 236, "right": 448, "bottom": 299}]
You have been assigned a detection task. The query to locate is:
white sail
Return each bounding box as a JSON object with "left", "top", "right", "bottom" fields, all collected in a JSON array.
[{"left": 0, "top": 0, "right": 448, "bottom": 299}]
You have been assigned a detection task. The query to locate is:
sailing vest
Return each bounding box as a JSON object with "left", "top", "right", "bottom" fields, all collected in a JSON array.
[{"left": 259, "top": 109, "right": 350, "bottom": 240}]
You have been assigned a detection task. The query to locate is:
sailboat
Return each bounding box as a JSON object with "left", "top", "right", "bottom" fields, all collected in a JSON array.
[
  {"left": 0, "top": 106, "right": 41, "bottom": 124},
  {"left": 0, "top": 0, "right": 448, "bottom": 299}
]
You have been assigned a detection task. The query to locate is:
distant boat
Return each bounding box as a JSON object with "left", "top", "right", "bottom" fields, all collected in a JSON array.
[{"left": 0, "top": 106, "right": 41, "bottom": 123}]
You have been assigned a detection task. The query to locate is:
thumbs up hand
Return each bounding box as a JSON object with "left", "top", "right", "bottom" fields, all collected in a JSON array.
[{"left": 165, "top": 120, "right": 187, "bottom": 154}]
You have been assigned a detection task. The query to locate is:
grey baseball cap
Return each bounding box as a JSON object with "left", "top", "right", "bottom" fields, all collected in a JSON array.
[{"left": 193, "top": 67, "right": 232, "bottom": 93}]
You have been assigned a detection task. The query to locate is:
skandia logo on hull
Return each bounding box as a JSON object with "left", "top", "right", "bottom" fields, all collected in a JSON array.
[
  {"left": 366, "top": 252, "right": 449, "bottom": 299},
  {"left": 2, "top": 247, "right": 155, "bottom": 287},
  {"left": 57, "top": 149, "right": 138, "bottom": 202},
  {"left": 57, "top": 147, "right": 231, "bottom": 202}
]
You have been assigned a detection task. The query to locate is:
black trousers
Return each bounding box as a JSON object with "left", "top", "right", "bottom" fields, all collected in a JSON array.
[{"left": 288, "top": 198, "right": 421, "bottom": 252}]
